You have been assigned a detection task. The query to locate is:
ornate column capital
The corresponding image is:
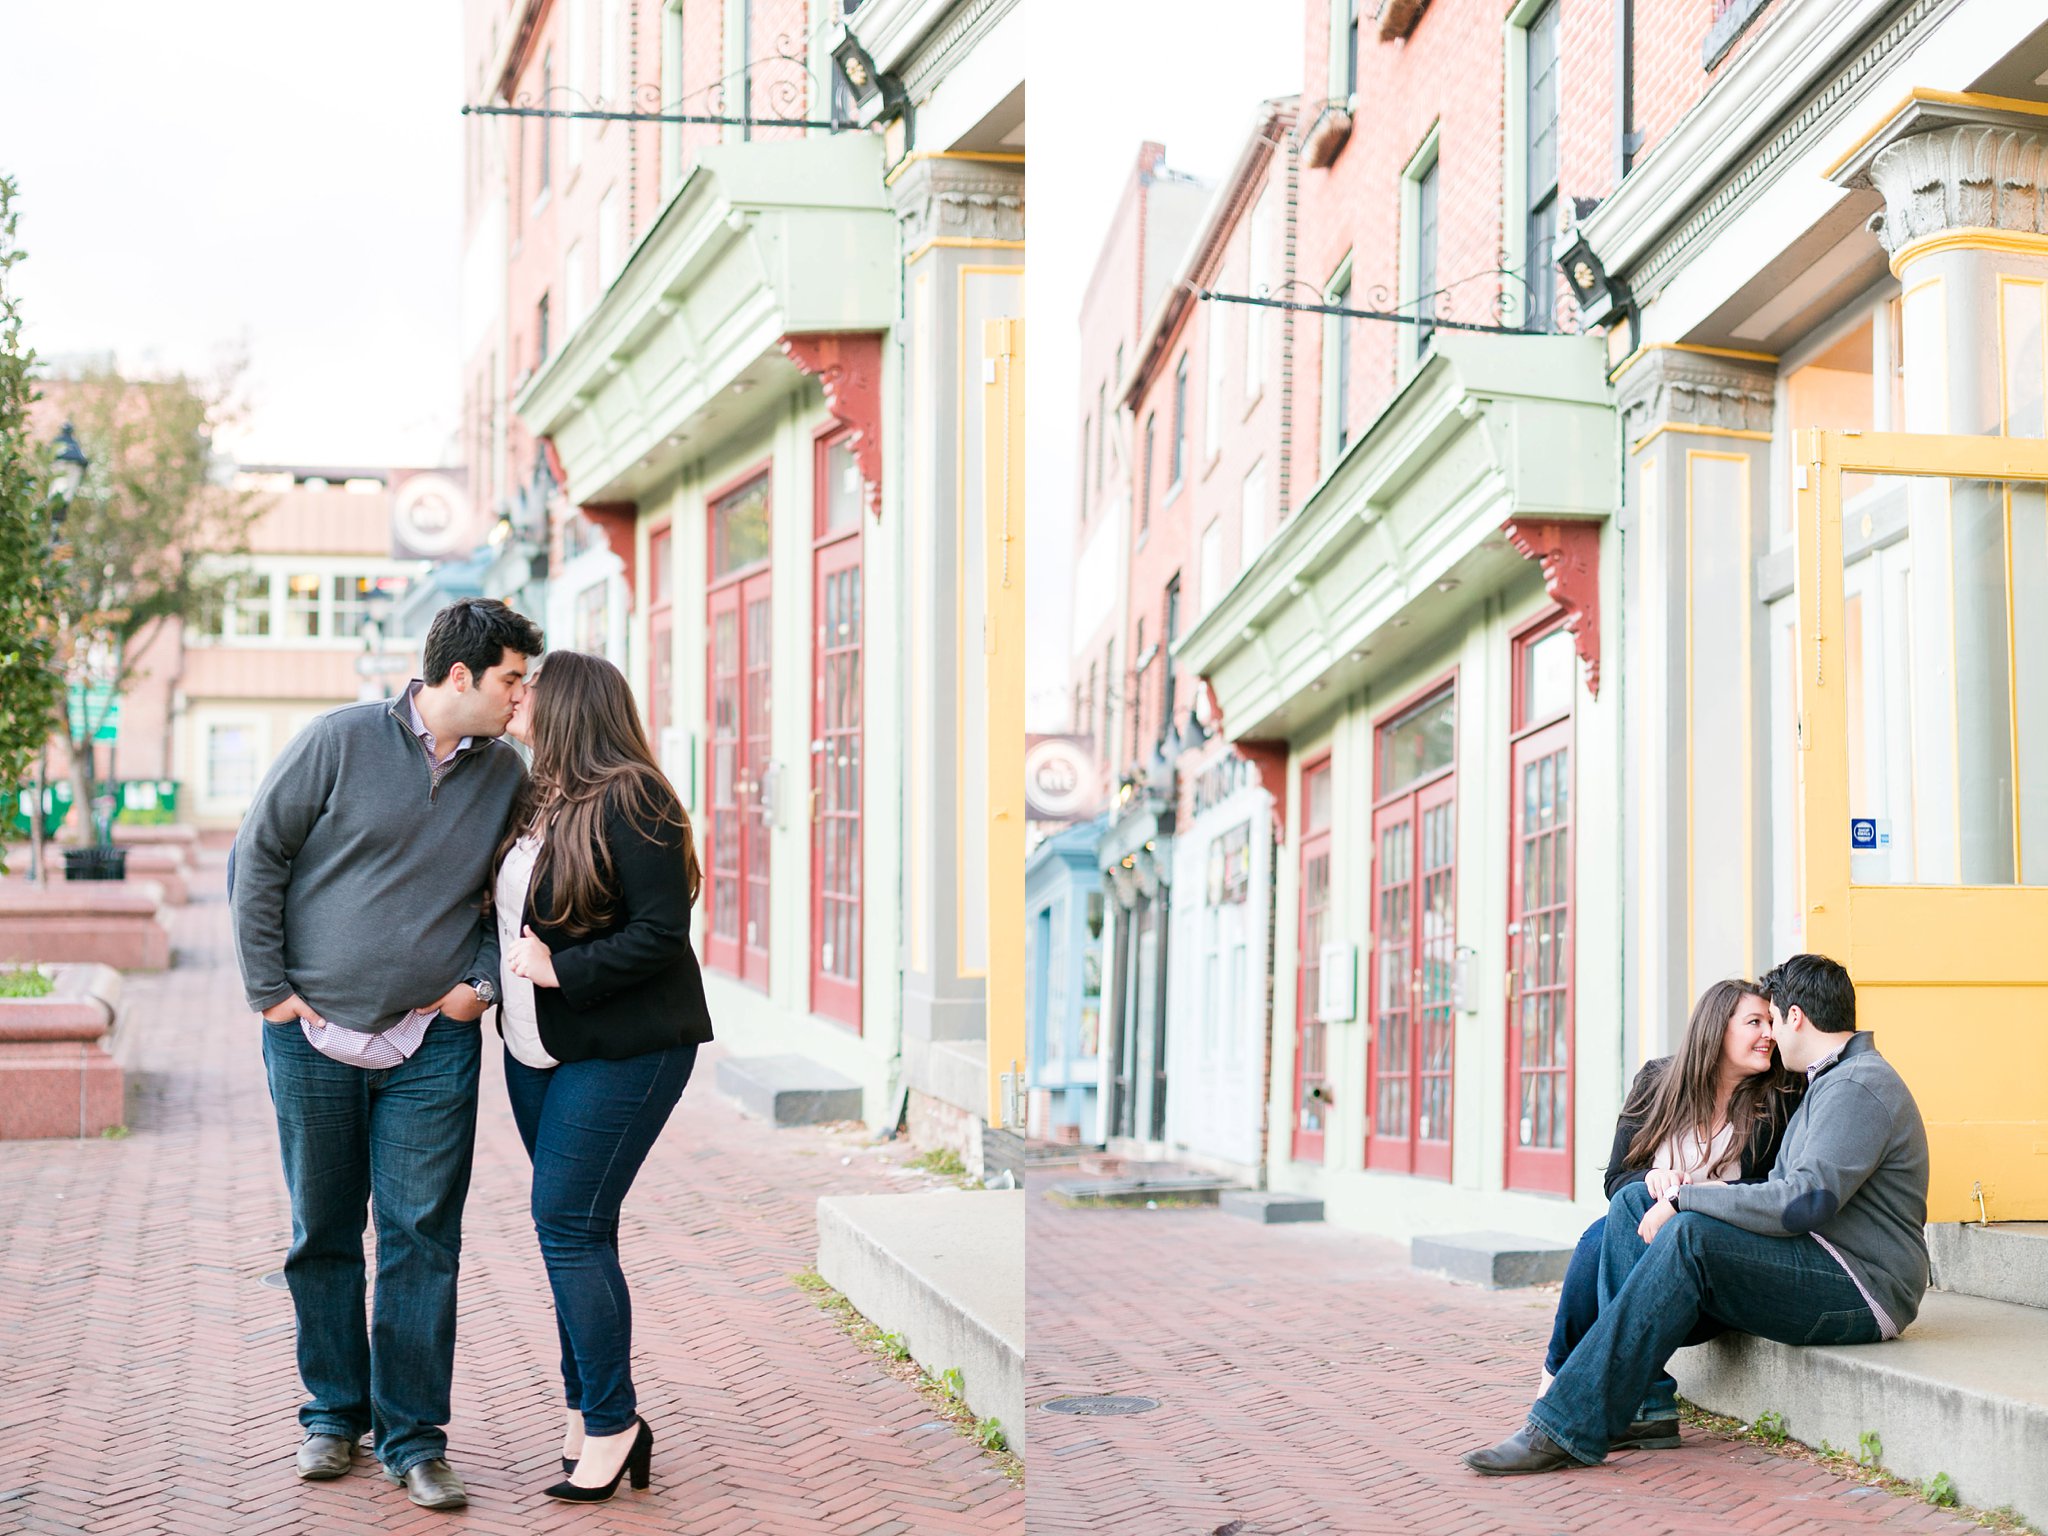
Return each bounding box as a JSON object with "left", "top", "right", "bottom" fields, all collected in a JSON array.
[
  {"left": 1614, "top": 346, "right": 1775, "bottom": 444},
  {"left": 890, "top": 155, "right": 1025, "bottom": 253},
  {"left": 1830, "top": 96, "right": 2048, "bottom": 258}
]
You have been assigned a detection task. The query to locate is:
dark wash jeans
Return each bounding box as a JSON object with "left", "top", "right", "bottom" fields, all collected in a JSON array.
[
  {"left": 1543, "top": 1210, "right": 1725, "bottom": 1381},
  {"left": 261, "top": 1017, "right": 482, "bottom": 1476},
  {"left": 1527, "top": 1181, "right": 1881, "bottom": 1465},
  {"left": 502, "top": 1042, "right": 696, "bottom": 1436}
]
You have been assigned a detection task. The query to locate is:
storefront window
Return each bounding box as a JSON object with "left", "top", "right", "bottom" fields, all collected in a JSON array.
[
  {"left": 1519, "top": 625, "right": 1573, "bottom": 730},
  {"left": 575, "top": 581, "right": 608, "bottom": 653},
  {"left": 1376, "top": 688, "right": 1455, "bottom": 796},
  {"left": 713, "top": 472, "right": 772, "bottom": 575},
  {"left": 284, "top": 573, "right": 323, "bottom": 638}
]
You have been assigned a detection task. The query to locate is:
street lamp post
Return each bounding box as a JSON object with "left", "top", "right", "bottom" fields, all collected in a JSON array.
[{"left": 29, "top": 423, "right": 89, "bottom": 884}]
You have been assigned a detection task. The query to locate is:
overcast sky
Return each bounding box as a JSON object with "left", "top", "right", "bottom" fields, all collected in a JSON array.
[
  {"left": 0, "top": 3, "right": 464, "bottom": 467},
  {"left": 1025, "top": 0, "right": 1305, "bottom": 730}
]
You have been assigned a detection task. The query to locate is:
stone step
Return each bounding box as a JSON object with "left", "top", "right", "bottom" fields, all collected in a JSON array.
[
  {"left": 713, "top": 1052, "right": 862, "bottom": 1127},
  {"left": 1221, "top": 1190, "right": 1325, "bottom": 1224},
  {"left": 1410, "top": 1230, "right": 1574, "bottom": 1289},
  {"left": 1927, "top": 1221, "right": 2048, "bottom": 1309},
  {"left": 816, "top": 1190, "right": 1025, "bottom": 1455},
  {"left": 1044, "top": 1175, "right": 1239, "bottom": 1208},
  {"left": 1673, "top": 1289, "right": 2048, "bottom": 1528}
]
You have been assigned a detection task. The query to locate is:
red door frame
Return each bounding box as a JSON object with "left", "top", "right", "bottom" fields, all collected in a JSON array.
[
  {"left": 704, "top": 463, "right": 773, "bottom": 990},
  {"left": 810, "top": 426, "right": 863, "bottom": 1030},
  {"left": 1292, "top": 754, "right": 1334, "bottom": 1163},
  {"left": 1365, "top": 673, "right": 1457, "bottom": 1179},
  {"left": 1504, "top": 609, "right": 1576, "bottom": 1195},
  {"left": 646, "top": 520, "right": 674, "bottom": 746}
]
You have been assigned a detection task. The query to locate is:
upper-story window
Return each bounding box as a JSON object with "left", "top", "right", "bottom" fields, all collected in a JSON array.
[
  {"left": 1080, "top": 413, "right": 1092, "bottom": 521},
  {"left": 1205, "top": 296, "right": 1226, "bottom": 461},
  {"left": 1095, "top": 381, "right": 1107, "bottom": 491},
  {"left": 537, "top": 292, "right": 551, "bottom": 367},
  {"left": 1524, "top": 0, "right": 1561, "bottom": 332},
  {"left": 1247, "top": 186, "right": 1272, "bottom": 397},
  {"left": 1331, "top": 263, "right": 1353, "bottom": 459},
  {"left": 538, "top": 51, "right": 553, "bottom": 197},
  {"left": 1141, "top": 412, "right": 1156, "bottom": 532},
  {"left": 1171, "top": 354, "right": 1188, "bottom": 492},
  {"left": 1405, "top": 142, "right": 1441, "bottom": 365}
]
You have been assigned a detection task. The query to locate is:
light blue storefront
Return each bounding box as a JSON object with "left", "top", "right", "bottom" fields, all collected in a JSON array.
[{"left": 1025, "top": 817, "right": 1107, "bottom": 1138}]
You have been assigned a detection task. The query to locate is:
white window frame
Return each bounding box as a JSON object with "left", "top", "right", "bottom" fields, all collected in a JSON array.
[
  {"left": 1205, "top": 286, "right": 1227, "bottom": 464},
  {"left": 1399, "top": 126, "right": 1442, "bottom": 375},
  {"left": 662, "top": 0, "right": 687, "bottom": 190},
  {"left": 1246, "top": 186, "right": 1272, "bottom": 402},
  {"left": 1241, "top": 457, "right": 1269, "bottom": 573},
  {"left": 566, "top": 0, "right": 587, "bottom": 168},
  {"left": 1200, "top": 517, "right": 1225, "bottom": 616},
  {"left": 1323, "top": 253, "right": 1354, "bottom": 469},
  {"left": 1503, "top": 0, "right": 1561, "bottom": 332}
]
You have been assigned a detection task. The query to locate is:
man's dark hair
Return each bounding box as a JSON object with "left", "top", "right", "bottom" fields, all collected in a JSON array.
[
  {"left": 422, "top": 598, "right": 544, "bottom": 685},
  {"left": 1759, "top": 953, "right": 1856, "bottom": 1035}
]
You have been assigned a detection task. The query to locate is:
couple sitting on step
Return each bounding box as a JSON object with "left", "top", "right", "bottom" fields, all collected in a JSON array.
[{"left": 1465, "top": 953, "right": 1932, "bottom": 1475}]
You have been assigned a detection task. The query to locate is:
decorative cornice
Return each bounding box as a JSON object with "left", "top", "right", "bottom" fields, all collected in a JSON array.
[
  {"left": 900, "top": 0, "right": 1017, "bottom": 100},
  {"left": 1614, "top": 346, "right": 1775, "bottom": 437},
  {"left": 1592, "top": 0, "right": 1952, "bottom": 306},
  {"left": 779, "top": 332, "right": 886, "bottom": 520},
  {"left": 891, "top": 157, "right": 1025, "bottom": 250},
  {"left": 1501, "top": 518, "right": 1602, "bottom": 698}
]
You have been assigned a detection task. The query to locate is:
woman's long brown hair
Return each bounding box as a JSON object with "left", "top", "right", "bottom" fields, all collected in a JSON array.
[
  {"left": 492, "top": 650, "right": 702, "bottom": 936},
  {"left": 1621, "top": 978, "right": 1798, "bottom": 1173}
]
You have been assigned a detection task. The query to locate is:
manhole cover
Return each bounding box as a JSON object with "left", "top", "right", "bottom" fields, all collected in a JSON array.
[
  {"left": 1041, "top": 1394, "right": 1159, "bottom": 1416},
  {"left": 259, "top": 1270, "right": 289, "bottom": 1291}
]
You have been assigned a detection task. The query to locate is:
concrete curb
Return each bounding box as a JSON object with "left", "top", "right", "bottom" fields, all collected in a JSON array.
[{"left": 817, "top": 1190, "right": 1026, "bottom": 1456}]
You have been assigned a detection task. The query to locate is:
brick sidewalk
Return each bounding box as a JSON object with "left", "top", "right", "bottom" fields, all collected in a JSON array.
[
  {"left": 0, "top": 860, "right": 1021, "bottom": 1536},
  {"left": 1027, "top": 1183, "right": 1980, "bottom": 1536}
]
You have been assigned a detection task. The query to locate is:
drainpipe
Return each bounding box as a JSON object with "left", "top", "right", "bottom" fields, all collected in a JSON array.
[{"left": 1279, "top": 126, "right": 1300, "bottom": 521}]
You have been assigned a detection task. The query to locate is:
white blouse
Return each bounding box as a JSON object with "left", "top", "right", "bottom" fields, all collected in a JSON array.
[
  {"left": 1654, "top": 1120, "right": 1743, "bottom": 1184},
  {"left": 495, "top": 831, "right": 558, "bottom": 1069}
]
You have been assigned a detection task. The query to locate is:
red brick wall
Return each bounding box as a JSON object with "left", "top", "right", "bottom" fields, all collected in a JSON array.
[{"left": 1627, "top": 0, "right": 1797, "bottom": 170}]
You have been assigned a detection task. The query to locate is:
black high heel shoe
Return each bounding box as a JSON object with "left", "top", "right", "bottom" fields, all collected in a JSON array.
[
  {"left": 560, "top": 1456, "right": 576, "bottom": 1474},
  {"left": 542, "top": 1418, "right": 651, "bottom": 1502}
]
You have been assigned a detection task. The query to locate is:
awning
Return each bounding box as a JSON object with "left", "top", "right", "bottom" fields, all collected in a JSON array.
[
  {"left": 515, "top": 135, "right": 896, "bottom": 507},
  {"left": 1175, "top": 332, "right": 1616, "bottom": 742}
]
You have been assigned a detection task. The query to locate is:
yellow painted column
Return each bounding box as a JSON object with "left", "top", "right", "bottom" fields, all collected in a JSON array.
[{"left": 982, "top": 317, "right": 1026, "bottom": 1127}]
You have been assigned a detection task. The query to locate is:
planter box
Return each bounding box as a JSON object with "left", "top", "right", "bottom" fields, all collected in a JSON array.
[
  {"left": 0, "top": 880, "right": 171, "bottom": 970},
  {"left": 0, "top": 963, "right": 124, "bottom": 1138},
  {"left": 112, "top": 823, "right": 201, "bottom": 854},
  {"left": 119, "top": 845, "right": 190, "bottom": 905}
]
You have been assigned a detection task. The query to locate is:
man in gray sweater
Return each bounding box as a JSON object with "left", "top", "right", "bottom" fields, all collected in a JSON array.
[
  {"left": 232, "top": 598, "right": 541, "bottom": 1509},
  {"left": 1465, "top": 952, "right": 1931, "bottom": 1474}
]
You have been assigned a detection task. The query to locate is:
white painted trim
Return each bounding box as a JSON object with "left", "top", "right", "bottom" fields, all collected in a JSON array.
[{"left": 1399, "top": 125, "right": 1442, "bottom": 377}]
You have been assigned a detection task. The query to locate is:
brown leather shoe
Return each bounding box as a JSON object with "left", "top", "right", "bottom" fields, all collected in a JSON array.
[
  {"left": 1462, "top": 1425, "right": 1582, "bottom": 1475},
  {"left": 393, "top": 1458, "right": 468, "bottom": 1509},
  {"left": 295, "top": 1433, "right": 354, "bottom": 1480},
  {"left": 1612, "top": 1417, "right": 1682, "bottom": 1451}
]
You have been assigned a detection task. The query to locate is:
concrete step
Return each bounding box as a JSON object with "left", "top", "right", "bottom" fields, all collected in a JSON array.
[
  {"left": 816, "top": 1190, "right": 1025, "bottom": 1455},
  {"left": 1928, "top": 1221, "right": 2048, "bottom": 1309},
  {"left": 714, "top": 1053, "right": 862, "bottom": 1127},
  {"left": 1221, "top": 1190, "right": 1325, "bottom": 1224},
  {"left": 1673, "top": 1289, "right": 2048, "bottom": 1527},
  {"left": 1411, "top": 1231, "right": 1574, "bottom": 1289},
  {"left": 1044, "top": 1175, "right": 1241, "bottom": 1208}
]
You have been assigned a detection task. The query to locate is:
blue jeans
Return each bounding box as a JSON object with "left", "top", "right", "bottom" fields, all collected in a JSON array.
[
  {"left": 262, "top": 1018, "right": 481, "bottom": 1476},
  {"left": 502, "top": 1043, "right": 696, "bottom": 1435},
  {"left": 1543, "top": 1208, "right": 1727, "bottom": 1382},
  {"left": 1528, "top": 1181, "right": 1881, "bottom": 1464}
]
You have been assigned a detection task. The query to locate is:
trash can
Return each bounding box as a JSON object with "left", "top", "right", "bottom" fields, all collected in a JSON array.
[{"left": 62, "top": 847, "right": 128, "bottom": 881}]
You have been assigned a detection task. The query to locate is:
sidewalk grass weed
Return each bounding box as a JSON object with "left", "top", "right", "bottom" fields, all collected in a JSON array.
[
  {"left": 1677, "top": 1400, "right": 2038, "bottom": 1534},
  {"left": 792, "top": 1268, "right": 1022, "bottom": 1486}
]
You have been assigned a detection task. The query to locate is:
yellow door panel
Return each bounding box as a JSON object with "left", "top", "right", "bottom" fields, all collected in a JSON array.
[{"left": 1796, "top": 429, "right": 2048, "bottom": 1220}]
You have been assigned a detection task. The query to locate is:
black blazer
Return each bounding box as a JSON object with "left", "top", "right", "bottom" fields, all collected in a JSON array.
[
  {"left": 1601, "top": 1056, "right": 1802, "bottom": 1199},
  {"left": 511, "top": 793, "right": 715, "bottom": 1064}
]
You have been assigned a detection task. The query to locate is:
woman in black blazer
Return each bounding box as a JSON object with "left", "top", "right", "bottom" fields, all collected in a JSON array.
[{"left": 495, "top": 650, "right": 714, "bottom": 1503}]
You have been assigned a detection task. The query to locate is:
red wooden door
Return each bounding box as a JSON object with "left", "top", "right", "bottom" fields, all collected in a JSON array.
[
  {"left": 1292, "top": 757, "right": 1333, "bottom": 1163},
  {"left": 1367, "top": 772, "right": 1456, "bottom": 1177},
  {"left": 705, "top": 569, "right": 772, "bottom": 987},
  {"left": 1506, "top": 714, "right": 1574, "bottom": 1194},
  {"left": 739, "top": 572, "right": 772, "bottom": 989},
  {"left": 811, "top": 533, "right": 862, "bottom": 1027},
  {"left": 705, "top": 585, "right": 744, "bottom": 977},
  {"left": 1367, "top": 797, "right": 1416, "bottom": 1172}
]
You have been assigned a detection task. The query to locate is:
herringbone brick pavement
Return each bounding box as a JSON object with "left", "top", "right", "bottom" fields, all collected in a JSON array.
[
  {"left": 1027, "top": 1183, "right": 1982, "bottom": 1536},
  {"left": 0, "top": 857, "right": 1021, "bottom": 1535}
]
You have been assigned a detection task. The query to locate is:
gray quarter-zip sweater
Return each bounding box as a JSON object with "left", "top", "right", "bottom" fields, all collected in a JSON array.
[
  {"left": 1674, "top": 1031, "right": 1930, "bottom": 1332},
  {"left": 231, "top": 693, "right": 527, "bottom": 1034}
]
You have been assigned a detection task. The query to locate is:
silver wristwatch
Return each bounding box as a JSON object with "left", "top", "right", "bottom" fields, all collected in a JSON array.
[{"left": 467, "top": 976, "right": 498, "bottom": 1007}]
